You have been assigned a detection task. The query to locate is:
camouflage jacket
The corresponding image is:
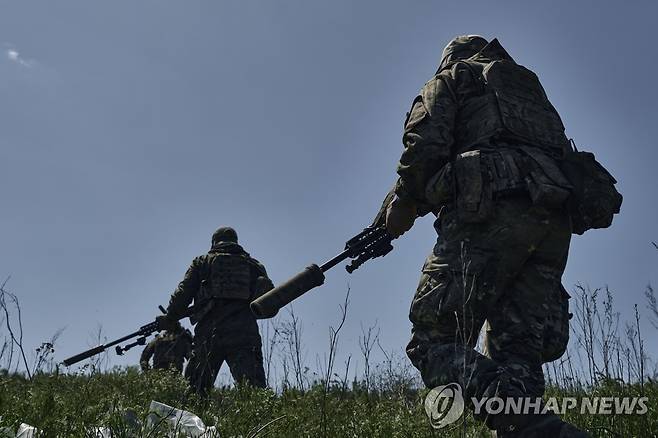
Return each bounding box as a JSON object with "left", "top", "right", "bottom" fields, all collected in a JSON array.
[{"left": 395, "top": 38, "right": 568, "bottom": 212}]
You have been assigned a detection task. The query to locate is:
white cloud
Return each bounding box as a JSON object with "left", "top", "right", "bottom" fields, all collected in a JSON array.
[{"left": 5, "top": 47, "right": 35, "bottom": 67}]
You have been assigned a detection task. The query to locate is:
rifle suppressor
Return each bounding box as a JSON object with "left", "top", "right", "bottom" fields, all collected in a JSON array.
[{"left": 250, "top": 264, "right": 325, "bottom": 318}]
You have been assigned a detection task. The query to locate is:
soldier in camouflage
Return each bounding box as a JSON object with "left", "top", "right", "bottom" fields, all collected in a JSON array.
[
  {"left": 140, "top": 324, "right": 193, "bottom": 373},
  {"left": 385, "top": 36, "right": 588, "bottom": 437},
  {"left": 158, "top": 227, "right": 273, "bottom": 395}
]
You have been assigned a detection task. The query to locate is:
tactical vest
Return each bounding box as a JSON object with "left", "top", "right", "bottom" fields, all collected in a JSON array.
[
  {"left": 204, "top": 252, "right": 252, "bottom": 300},
  {"left": 453, "top": 59, "right": 570, "bottom": 156}
]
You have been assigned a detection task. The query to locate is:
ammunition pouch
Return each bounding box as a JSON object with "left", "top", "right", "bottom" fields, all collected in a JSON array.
[
  {"left": 426, "top": 147, "right": 574, "bottom": 223},
  {"left": 521, "top": 147, "right": 572, "bottom": 208},
  {"left": 454, "top": 150, "right": 495, "bottom": 223},
  {"left": 560, "top": 148, "right": 622, "bottom": 235}
]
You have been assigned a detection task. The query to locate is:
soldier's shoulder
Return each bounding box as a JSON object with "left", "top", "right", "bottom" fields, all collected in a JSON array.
[
  {"left": 195, "top": 252, "right": 210, "bottom": 261},
  {"left": 420, "top": 74, "right": 444, "bottom": 91},
  {"left": 246, "top": 256, "right": 268, "bottom": 275},
  {"left": 192, "top": 253, "right": 211, "bottom": 266},
  {"left": 434, "top": 60, "right": 486, "bottom": 98},
  {"left": 436, "top": 60, "right": 482, "bottom": 81},
  {"left": 413, "top": 73, "right": 457, "bottom": 111}
]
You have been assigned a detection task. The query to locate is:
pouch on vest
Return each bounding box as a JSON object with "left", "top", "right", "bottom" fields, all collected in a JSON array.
[
  {"left": 488, "top": 149, "right": 527, "bottom": 196},
  {"left": 454, "top": 151, "right": 493, "bottom": 223},
  {"left": 560, "top": 146, "right": 622, "bottom": 235},
  {"left": 521, "top": 147, "right": 572, "bottom": 208}
]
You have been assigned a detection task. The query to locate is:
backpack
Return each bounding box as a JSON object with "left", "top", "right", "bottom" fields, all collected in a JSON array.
[{"left": 560, "top": 141, "right": 622, "bottom": 235}]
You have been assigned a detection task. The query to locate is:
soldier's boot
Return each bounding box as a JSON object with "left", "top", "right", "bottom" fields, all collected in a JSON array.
[
  {"left": 474, "top": 370, "right": 533, "bottom": 433},
  {"left": 474, "top": 372, "right": 589, "bottom": 438},
  {"left": 495, "top": 413, "right": 590, "bottom": 438}
]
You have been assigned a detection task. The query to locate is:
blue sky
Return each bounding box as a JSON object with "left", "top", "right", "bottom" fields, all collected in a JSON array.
[{"left": 1, "top": 1, "right": 656, "bottom": 380}]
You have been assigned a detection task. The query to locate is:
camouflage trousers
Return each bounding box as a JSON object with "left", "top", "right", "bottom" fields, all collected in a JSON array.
[
  {"left": 185, "top": 326, "right": 266, "bottom": 395},
  {"left": 406, "top": 197, "right": 571, "bottom": 429}
]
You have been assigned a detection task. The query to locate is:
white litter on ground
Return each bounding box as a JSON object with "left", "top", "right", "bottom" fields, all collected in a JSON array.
[
  {"left": 1, "top": 402, "right": 219, "bottom": 437},
  {"left": 15, "top": 424, "right": 39, "bottom": 438},
  {"left": 89, "top": 426, "right": 112, "bottom": 437},
  {"left": 146, "top": 401, "right": 218, "bottom": 437}
]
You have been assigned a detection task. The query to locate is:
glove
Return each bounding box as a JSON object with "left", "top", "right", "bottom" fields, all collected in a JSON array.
[
  {"left": 385, "top": 196, "right": 417, "bottom": 238},
  {"left": 156, "top": 314, "right": 178, "bottom": 331}
]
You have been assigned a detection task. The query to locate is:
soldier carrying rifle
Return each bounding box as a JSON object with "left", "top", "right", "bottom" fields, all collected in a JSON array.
[{"left": 157, "top": 227, "right": 273, "bottom": 395}]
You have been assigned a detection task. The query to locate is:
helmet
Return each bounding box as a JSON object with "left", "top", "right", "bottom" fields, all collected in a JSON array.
[
  {"left": 438, "top": 35, "right": 488, "bottom": 72},
  {"left": 212, "top": 226, "right": 238, "bottom": 245}
]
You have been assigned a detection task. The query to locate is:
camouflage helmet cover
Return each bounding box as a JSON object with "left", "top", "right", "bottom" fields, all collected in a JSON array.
[
  {"left": 212, "top": 226, "right": 238, "bottom": 245},
  {"left": 438, "top": 35, "right": 488, "bottom": 72}
]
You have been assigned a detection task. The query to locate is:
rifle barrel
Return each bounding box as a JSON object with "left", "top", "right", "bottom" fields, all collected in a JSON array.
[
  {"left": 61, "top": 327, "right": 147, "bottom": 367},
  {"left": 61, "top": 305, "right": 197, "bottom": 367},
  {"left": 62, "top": 345, "right": 106, "bottom": 367},
  {"left": 320, "top": 249, "right": 350, "bottom": 272}
]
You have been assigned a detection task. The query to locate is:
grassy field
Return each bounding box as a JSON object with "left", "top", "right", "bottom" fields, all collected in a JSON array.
[
  {"left": 1, "top": 282, "right": 658, "bottom": 436},
  {"left": 0, "top": 367, "right": 656, "bottom": 437}
]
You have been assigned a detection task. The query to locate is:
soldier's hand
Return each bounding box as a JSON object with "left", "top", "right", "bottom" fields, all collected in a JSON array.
[{"left": 385, "top": 196, "right": 417, "bottom": 238}]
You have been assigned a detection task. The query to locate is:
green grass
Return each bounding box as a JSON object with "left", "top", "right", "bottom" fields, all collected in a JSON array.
[{"left": 1, "top": 368, "right": 656, "bottom": 437}]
